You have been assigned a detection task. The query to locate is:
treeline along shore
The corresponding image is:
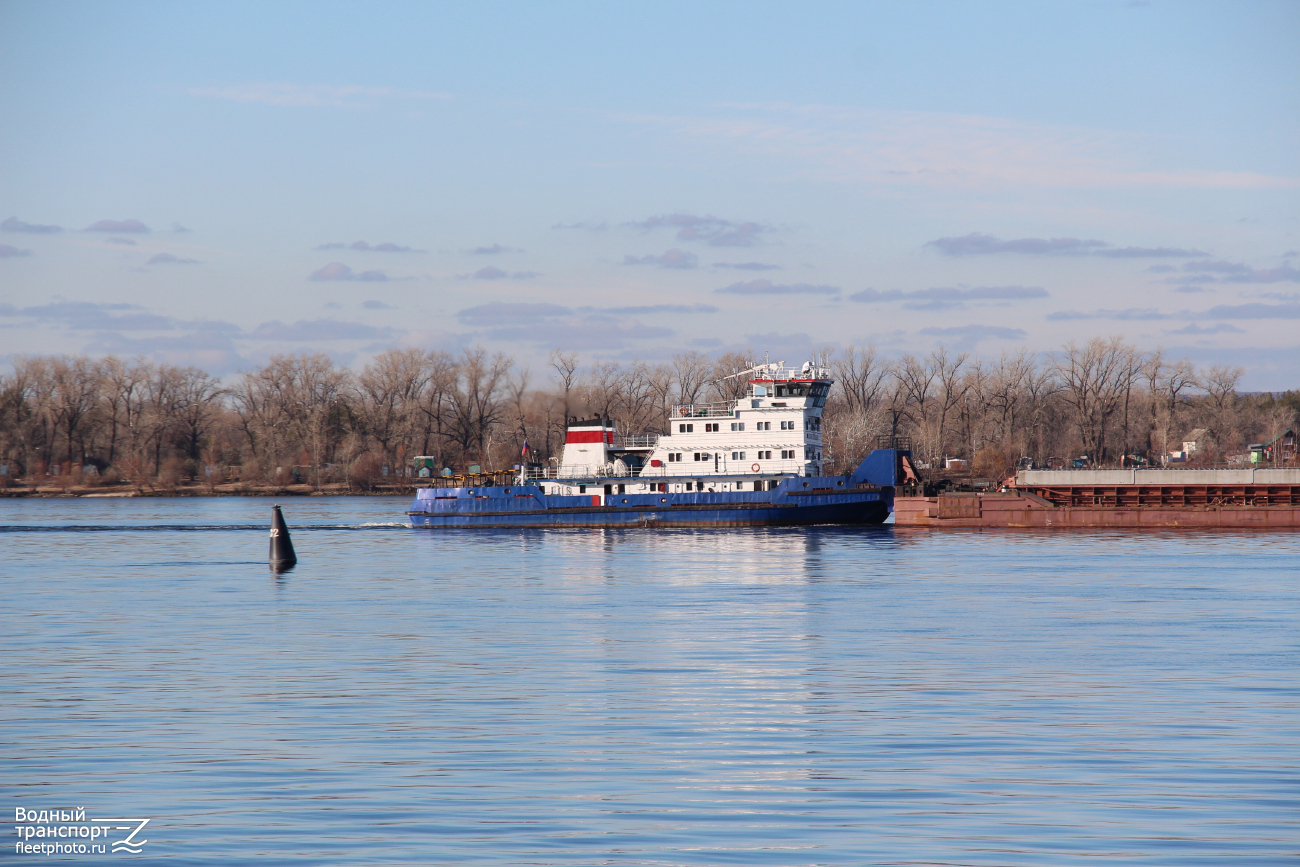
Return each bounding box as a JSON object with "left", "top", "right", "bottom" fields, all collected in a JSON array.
[{"left": 1, "top": 337, "right": 1296, "bottom": 497}]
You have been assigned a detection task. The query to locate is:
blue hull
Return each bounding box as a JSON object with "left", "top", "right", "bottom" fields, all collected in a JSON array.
[{"left": 407, "top": 477, "right": 892, "bottom": 529}]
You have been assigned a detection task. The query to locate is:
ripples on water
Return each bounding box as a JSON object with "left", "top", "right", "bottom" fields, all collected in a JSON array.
[{"left": 2, "top": 497, "right": 1296, "bottom": 864}]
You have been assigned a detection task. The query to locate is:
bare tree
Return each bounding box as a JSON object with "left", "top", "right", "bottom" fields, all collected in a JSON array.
[
  {"left": 507, "top": 365, "right": 532, "bottom": 464},
  {"left": 584, "top": 360, "right": 623, "bottom": 420},
  {"left": 99, "top": 356, "right": 150, "bottom": 467},
  {"left": 447, "top": 347, "right": 512, "bottom": 466},
  {"left": 671, "top": 351, "right": 710, "bottom": 405},
  {"left": 832, "top": 344, "right": 891, "bottom": 415},
  {"left": 707, "top": 351, "right": 757, "bottom": 402},
  {"left": 357, "top": 348, "right": 431, "bottom": 471},
  {"left": 172, "top": 367, "right": 225, "bottom": 461},
  {"left": 986, "top": 350, "right": 1035, "bottom": 446},
  {"left": 614, "top": 361, "right": 662, "bottom": 435},
  {"left": 894, "top": 348, "right": 967, "bottom": 468},
  {"left": 1055, "top": 336, "right": 1139, "bottom": 464},
  {"left": 548, "top": 349, "right": 580, "bottom": 420},
  {"left": 414, "top": 351, "right": 458, "bottom": 468},
  {"left": 1201, "top": 364, "right": 1245, "bottom": 448},
  {"left": 1020, "top": 356, "right": 1060, "bottom": 463},
  {"left": 0, "top": 343, "right": 1280, "bottom": 486},
  {"left": 48, "top": 356, "right": 101, "bottom": 468}
]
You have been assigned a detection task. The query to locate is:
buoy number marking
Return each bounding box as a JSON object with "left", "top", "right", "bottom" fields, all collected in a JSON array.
[{"left": 269, "top": 528, "right": 280, "bottom": 538}]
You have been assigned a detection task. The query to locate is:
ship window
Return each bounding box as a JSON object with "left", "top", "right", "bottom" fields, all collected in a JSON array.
[
  {"left": 618, "top": 484, "right": 625, "bottom": 494},
  {"left": 753, "top": 386, "right": 767, "bottom": 397},
  {"left": 753, "top": 481, "right": 763, "bottom": 491},
  {"left": 705, "top": 422, "right": 719, "bottom": 432},
  {"left": 579, "top": 485, "right": 586, "bottom": 493},
  {"left": 661, "top": 497, "right": 667, "bottom": 503},
  {"left": 678, "top": 423, "right": 693, "bottom": 433},
  {"left": 730, "top": 422, "right": 744, "bottom": 431},
  {"left": 775, "top": 386, "right": 785, "bottom": 397},
  {"left": 604, "top": 484, "right": 612, "bottom": 495}
]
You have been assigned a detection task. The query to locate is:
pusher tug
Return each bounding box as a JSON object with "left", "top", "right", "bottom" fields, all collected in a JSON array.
[{"left": 406, "top": 360, "right": 909, "bottom": 528}]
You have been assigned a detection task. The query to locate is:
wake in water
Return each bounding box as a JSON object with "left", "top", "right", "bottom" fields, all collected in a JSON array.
[{"left": 0, "top": 522, "right": 413, "bottom": 533}]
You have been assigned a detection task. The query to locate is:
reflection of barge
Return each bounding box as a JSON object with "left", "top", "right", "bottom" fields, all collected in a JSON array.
[
  {"left": 894, "top": 468, "right": 1300, "bottom": 529},
  {"left": 407, "top": 362, "right": 906, "bottom": 529}
]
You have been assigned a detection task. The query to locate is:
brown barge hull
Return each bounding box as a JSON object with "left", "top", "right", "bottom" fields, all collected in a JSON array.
[{"left": 893, "top": 492, "right": 1300, "bottom": 529}]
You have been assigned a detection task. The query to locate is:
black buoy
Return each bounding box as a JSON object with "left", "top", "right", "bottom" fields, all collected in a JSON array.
[{"left": 269, "top": 504, "right": 297, "bottom": 571}]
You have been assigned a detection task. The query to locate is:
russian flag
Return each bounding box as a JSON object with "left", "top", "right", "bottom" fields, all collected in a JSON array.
[{"left": 521, "top": 440, "right": 529, "bottom": 459}]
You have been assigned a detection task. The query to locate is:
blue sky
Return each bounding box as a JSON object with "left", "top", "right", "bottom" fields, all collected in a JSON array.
[{"left": 2, "top": 1, "right": 1298, "bottom": 386}]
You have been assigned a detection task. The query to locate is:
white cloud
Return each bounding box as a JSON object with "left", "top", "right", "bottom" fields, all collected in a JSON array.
[
  {"left": 617, "top": 103, "right": 1300, "bottom": 190},
  {"left": 309, "top": 262, "right": 388, "bottom": 282},
  {"left": 189, "top": 83, "right": 452, "bottom": 108}
]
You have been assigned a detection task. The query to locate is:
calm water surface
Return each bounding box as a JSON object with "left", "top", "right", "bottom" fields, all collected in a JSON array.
[{"left": 2, "top": 497, "right": 1297, "bottom": 865}]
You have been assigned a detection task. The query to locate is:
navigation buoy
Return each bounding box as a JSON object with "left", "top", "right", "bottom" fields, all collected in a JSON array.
[{"left": 269, "top": 504, "right": 297, "bottom": 571}]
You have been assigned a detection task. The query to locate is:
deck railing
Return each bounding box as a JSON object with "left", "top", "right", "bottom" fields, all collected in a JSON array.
[
  {"left": 523, "top": 460, "right": 811, "bottom": 481},
  {"left": 616, "top": 434, "right": 660, "bottom": 448},
  {"left": 670, "top": 402, "right": 736, "bottom": 419},
  {"left": 748, "top": 365, "right": 830, "bottom": 381}
]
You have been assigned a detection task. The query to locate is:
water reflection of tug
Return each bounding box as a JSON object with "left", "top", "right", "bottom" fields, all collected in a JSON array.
[{"left": 407, "top": 361, "right": 908, "bottom": 529}]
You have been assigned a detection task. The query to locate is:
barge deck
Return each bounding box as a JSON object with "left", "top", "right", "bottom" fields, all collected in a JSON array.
[{"left": 893, "top": 468, "right": 1300, "bottom": 529}]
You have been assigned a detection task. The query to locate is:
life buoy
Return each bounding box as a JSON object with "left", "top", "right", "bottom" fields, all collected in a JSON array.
[{"left": 751, "top": 462, "right": 760, "bottom": 472}]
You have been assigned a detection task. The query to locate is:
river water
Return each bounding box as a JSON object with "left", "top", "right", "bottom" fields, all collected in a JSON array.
[{"left": 2, "top": 497, "right": 1296, "bottom": 864}]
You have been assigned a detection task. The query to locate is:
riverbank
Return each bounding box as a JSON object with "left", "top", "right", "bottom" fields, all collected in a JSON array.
[{"left": 0, "top": 480, "right": 418, "bottom": 498}]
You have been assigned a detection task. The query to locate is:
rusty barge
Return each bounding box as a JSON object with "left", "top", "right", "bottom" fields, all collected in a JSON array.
[{"left": 893, "top": 467, "right": 1300, "bottom": 529}]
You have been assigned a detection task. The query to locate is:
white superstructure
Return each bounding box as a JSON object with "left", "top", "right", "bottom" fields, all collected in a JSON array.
[
  {"left": 531, "top": 361, "right": 831, "bottom": 495},
  {"left": 644, "top": 361, "right": 828, "bottom": 478}
]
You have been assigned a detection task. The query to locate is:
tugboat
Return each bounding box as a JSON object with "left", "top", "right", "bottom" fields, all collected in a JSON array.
[{"left": 406, "top": 360, "right": 910, "bottom": 528}]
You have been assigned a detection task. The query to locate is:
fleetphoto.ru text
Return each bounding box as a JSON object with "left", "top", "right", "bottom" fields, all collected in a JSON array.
[{"left": 14, "top": 808, "right": 149, "bottom": 857}]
